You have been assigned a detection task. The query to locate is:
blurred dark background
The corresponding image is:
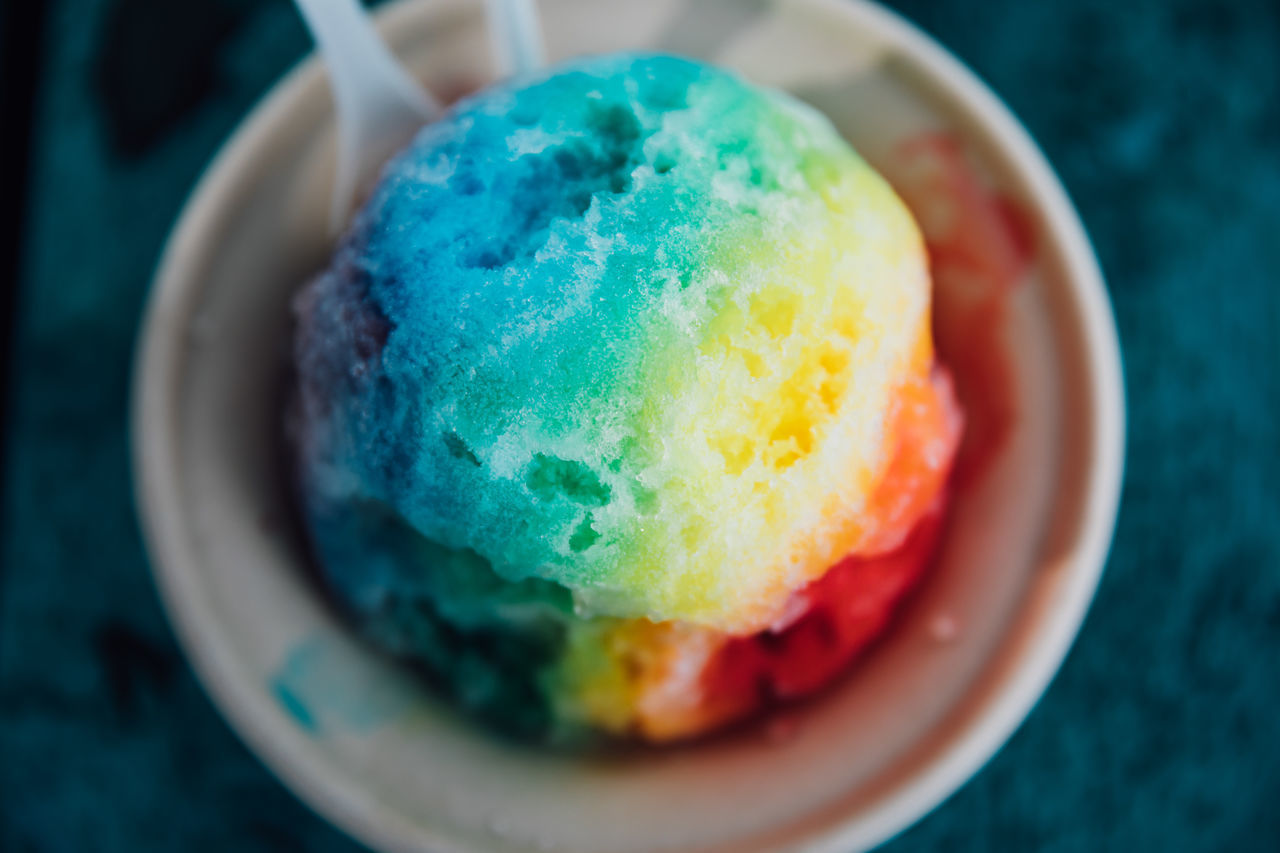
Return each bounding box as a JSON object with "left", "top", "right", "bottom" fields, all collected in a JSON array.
[{"left": 1, "top": 0, "right": 1277, "bottom": 850}]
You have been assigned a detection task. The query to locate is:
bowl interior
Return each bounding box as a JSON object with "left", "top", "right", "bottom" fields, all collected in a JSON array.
[{"left": 134, "top": 1, "right": 1121, "bottom": 852}]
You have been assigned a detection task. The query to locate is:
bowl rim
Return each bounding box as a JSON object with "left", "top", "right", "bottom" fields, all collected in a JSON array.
[{"left": 132, "top": 1, "right": 1126, "bottom": 851}]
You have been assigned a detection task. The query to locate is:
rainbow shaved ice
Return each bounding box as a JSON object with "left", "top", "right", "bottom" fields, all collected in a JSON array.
[{"left": 290, "top": 54, "right": 961, "bottom": 741}]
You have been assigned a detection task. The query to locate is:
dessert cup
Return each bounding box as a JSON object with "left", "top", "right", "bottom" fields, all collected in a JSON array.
[{"left": 133, "top": 1, "right": 1124, "bottom": 851}]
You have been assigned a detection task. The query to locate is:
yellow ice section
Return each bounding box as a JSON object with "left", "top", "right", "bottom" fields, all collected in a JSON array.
[{"left": 577, "top": 159, "right": 931, "bottom": 634}]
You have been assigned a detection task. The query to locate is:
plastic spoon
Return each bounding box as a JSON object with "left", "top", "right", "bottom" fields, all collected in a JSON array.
[
  {"left": 294, "top": 0, "right": 547, "bottom": 231},
  {"left": 293, "top": 0, "right": 441, "bottom": 231},
  {"left": 485, "top": 0, "right": 546, "bottom": 76}
]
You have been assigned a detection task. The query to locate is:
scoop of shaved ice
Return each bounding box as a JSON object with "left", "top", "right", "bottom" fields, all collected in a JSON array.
[{"left": 291, "top": 53, "right": 958, "bottom": 740}]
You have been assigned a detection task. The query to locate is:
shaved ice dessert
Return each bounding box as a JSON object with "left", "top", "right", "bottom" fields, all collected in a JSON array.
[{"left": 290, "top": 53, "right": 961, "bottom": 742}]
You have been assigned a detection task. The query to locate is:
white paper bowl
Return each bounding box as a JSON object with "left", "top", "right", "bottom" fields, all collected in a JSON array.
[{"left": 133, "top": 1, "right": 1124, "bottom": 851}]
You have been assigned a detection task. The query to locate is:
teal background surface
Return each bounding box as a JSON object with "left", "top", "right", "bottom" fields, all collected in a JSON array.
[{"left": 1, "top": 0, "right": 1277, "bottom": 850}]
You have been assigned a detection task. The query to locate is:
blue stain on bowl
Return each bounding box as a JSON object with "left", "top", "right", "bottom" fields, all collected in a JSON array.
[
  {"left": 273, "top": 678, "right": 320, "bottom": 732},
  {"left": 270, "top": 636, "right": 416, "bottom": 734}
]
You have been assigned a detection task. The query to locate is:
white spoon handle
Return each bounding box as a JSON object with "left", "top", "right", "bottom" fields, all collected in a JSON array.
[
  {"left": 293, "top": 0, "right": 440, "bottom": 231},
  {"left": 485, "top": 0, "right": 546, "bottom": 76}
]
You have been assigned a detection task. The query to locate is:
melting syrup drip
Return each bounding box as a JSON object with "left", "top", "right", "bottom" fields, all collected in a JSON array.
[{"left": 887, "top": 133, "right": 1035, "bottom": 488}]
